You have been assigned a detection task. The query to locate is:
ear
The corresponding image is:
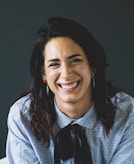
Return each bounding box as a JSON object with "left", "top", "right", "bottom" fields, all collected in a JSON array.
[
  {"left": 42, "top": 74, "right": 47, "bottom": 83},
  {"left": 42, "top": 74, "right": 46, "bottom": 79},
  {"left": 42, "top": 74, "right": 47, "bottom": 80},
  {"left": 91, "top": 68, "right": 96, "bottom": 76},
  {"left": 41, "top": 67, "right": 46, "bottom": 80}
]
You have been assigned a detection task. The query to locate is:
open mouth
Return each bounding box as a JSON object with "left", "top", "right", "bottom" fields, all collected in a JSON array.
[{"left": 59, "top": 81, "right": 80, "bottom": 89}]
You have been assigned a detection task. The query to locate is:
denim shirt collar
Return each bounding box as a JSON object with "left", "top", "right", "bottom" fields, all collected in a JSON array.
[{"left": 54, "top": 99, "right": 97, "bottom": 130}]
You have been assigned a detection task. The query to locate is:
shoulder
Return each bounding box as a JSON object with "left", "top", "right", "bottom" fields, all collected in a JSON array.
[
  {"left": 111, "top": 92, "right": 134, "bottom": 124},
  {"left": 8, "top": 94, "right": 31, "bottom": 124},
  {"left": 112, "top": 92, "right": 134, "bottom": 111}
]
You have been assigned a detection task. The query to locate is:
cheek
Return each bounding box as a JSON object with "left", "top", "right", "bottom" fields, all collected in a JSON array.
[
  {"left": 78, "top": 64, "right": 92, "bottom": 77},
  {"left": 82, "top": 70, "right": 92, "bottom": 85},
  {"left": 45, "top": 69, "right": 58, "bottom": 84}
]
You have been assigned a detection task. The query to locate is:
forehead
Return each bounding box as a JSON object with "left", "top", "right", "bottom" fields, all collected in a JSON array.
[{"left": 44, "top": 37, "right": 86, "bottom": 59}]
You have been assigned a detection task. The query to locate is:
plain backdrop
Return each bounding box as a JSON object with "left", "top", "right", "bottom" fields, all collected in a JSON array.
[{"left": 0, "top": 0, "right": 134, "bottom": 158}]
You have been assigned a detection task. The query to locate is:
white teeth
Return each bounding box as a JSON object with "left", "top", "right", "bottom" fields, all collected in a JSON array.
[{"left": 61, "top": 82, "right": 77, "bottom": 89}]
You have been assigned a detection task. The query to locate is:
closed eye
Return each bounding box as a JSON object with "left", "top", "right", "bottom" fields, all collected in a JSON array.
[
  {"left": 71, "top": 58, "right": 83, "bottom": 64},
  {"left": 48, "top": 63, "right": 60, "bottom": 67}
]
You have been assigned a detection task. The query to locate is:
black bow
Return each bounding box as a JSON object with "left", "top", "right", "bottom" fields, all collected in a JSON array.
[{"left": 54, "top": 124, "right": 92, "bottom": 164}]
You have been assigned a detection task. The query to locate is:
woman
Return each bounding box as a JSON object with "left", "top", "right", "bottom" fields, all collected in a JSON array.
[{"left": 6, "top": 17, "right": 134, "bottom": 164}]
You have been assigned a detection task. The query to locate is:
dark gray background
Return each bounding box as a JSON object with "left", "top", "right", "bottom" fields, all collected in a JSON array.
[{"left": 0, "top": 0, "right": 134, "bottom": 158}]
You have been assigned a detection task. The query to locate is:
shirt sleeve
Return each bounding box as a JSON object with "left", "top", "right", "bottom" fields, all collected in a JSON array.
[
  {"left": 110, "top": 118, "right": 134, "bottom": 164},
  {"left": 6, "top": 103, "right": 39, "bottom": 164}
]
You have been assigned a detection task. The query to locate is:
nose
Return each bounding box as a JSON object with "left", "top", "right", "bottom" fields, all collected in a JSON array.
[{"left": 61, "top": 63, "right": 73, "bottom": 80}]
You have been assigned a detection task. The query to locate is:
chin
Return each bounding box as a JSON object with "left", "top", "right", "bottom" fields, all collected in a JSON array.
[{"left": 61, "top": 97, "right": 79, "bottom": 104}]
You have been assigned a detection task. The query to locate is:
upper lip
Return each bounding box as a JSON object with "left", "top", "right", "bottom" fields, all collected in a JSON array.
[{"left": 57, "top": 80, "right": 79, "bottom": 85}]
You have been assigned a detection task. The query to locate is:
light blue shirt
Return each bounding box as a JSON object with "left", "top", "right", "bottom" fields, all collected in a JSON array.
[{"left": 6, "top": 92, "right": 134, "bottom": 163}]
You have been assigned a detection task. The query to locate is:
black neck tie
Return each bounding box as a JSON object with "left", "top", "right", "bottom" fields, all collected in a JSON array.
[{"left": 54, "top": 124, "right": 92, "bottom": 164}]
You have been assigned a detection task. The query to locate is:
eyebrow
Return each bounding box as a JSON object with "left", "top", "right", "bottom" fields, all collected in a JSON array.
[
  {"left": 47, "top": 54, "right": 81, "bottom": 62},
  {"left": 68, "top": 54, "right": 81, "bottom": 59},
  {"left": 47, "top": 59, "right": 59, "bottom": 62}
]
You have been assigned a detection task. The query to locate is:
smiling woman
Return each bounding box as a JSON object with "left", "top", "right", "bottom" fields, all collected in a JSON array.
[
  {"left": 43, "top": 37, "right": 93, "bottom": 118},
  {"left": 6, "top": 17, "right": 134, "bottom": 164}
]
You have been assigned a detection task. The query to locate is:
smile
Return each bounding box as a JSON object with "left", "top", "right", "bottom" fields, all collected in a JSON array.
[{"left": 59, "top": 81, "right": 80, "bottom": 89}]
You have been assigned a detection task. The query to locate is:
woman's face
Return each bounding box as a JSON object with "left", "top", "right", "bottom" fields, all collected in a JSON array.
[{"left": 43, "top": 37, "right": 93, "bottom": 115}]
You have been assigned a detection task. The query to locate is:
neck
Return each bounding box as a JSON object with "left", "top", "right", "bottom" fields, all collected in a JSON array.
[{"left": 55, "top": 98, "right": 93, "bottom": 119}]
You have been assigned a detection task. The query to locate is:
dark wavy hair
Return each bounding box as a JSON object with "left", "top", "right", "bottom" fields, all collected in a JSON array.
[{"left": 26, "top": 17, "right": 120, "bottom": 146}]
